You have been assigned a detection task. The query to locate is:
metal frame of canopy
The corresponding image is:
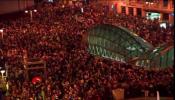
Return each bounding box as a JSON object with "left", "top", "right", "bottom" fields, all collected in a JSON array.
[
  {"left": 87, "top": 24, "right": 173, "bottom": 69},
  {"left": 87, "top": 24, "right": 153, "bottom": 62}
]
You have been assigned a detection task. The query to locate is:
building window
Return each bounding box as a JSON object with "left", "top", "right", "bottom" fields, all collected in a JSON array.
[
  {"left": 128, "top": 7, "right": 134, "bottom": 15},
  {"left": 137, "top": 8, "right": 142, "bottom": 16},
  {"left": 172, "top": 0, "right": 174, "bottom": 8},
  {"left": 163, "top": 0, "right": 168, "bottom": 7},
  {"left": 163, "top": 13, "right": 169, "bottom": 21},
  {"left": 121, "top": 6, "right": 126, "bottom": 14}
]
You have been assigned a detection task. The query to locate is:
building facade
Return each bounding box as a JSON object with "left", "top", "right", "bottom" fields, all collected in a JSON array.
[
  {"left": 0, "top": 0, "right": 35, "bottom": 15},
  {"left": 97, "top": 0, "right": 174, "bottom": 25}
]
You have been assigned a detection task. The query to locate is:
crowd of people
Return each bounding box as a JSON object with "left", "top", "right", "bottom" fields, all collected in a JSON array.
[{"left": 0, "top": 1, "right": 174, "bottom": 100}]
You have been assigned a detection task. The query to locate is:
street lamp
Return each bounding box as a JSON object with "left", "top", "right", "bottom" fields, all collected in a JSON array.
[
  {"left": 0, "top": 29, "right": 3, "bottom": 39},
  {"left": 25, "top": 9, "right": 37, "bottom": 22},
  {"left": 0, "top": 70, "right": 5, "bottom": 78}
]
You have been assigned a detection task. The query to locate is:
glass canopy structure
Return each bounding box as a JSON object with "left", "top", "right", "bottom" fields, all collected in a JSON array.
[
  {"left": 135, "top": 43, "right": 174, "bottom": 69},
  {"left": 87, "top": 24, "right": 153, "bottom": 62},
  {"left": 87, "top": 24, "right": 174, "bottom": 68}
]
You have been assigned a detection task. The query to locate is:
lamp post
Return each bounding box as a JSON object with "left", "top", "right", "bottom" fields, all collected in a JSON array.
[
  {"left": 5, "top": 64, "right": 8, "bottom": 78},
  {"left": 0, "top": 70, "right": 5, "bottom": 79},
  {"left": 0, "top": 29, "right": 3, "bottom": 39},
  {"left": 25, "top": 9, "right": 37, "bottom": 22}
]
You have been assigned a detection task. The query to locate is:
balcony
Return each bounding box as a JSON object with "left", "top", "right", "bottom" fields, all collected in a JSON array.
[
  {"left": 126, "top": 0, "right": 173, "bottom": 12},
  {"left": 143, "top": 2, "right": 162, "bottom": 9},
  {"left": 142, "top": 2, "right": 173, "bottom": 13}
]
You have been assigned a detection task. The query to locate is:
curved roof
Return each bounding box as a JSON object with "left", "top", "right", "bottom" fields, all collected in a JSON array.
[
  {"left": 135, "top": 43, "right": 174, "bottom": 68},
  {"left": 87, "top": 24, "right": 153, "bottom": 62}
]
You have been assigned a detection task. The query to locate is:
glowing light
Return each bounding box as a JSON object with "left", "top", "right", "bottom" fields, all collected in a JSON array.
[
  {"left": 111, "top": 5, "right": 114, "bottom": 9},
  {"left": 160, "top": 23, "right": 167, "bottom": 29},
  {"left": 62, "top": 5, "right": 65, "bottom": 8},
  {"left": 153, "top": 49, "right": 158, "bottom": 52},
  {"left": 0, "top": 29, "right": 3, "bottom": 33},
  {"left": 33, "top": 9, "right": 37, "bottom": 12},
  {"left": 48, "top": 0, "right": 53, "bottom": 2},
  {"left": 0, "top": 70, "right": 5, "bottom": 74},
  {"left": 150, "top": 2, "right": 154, "bottom": 5},
  {"left": 81, "top": 8, "right": 84, "bottom": 13},
  {"left": 25, "top": 10, "right": 28, "bottom": 13},
  {"left": 0, "top": 70, "right": 5, "bottom": 78}
]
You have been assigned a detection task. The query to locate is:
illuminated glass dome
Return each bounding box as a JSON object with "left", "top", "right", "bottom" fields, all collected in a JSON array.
[
  {"left": 87, "top": 24, "right": 153, "bottom": 62},
  {"left": 87, "top": 24, "right": 174, "bottom": 68}
]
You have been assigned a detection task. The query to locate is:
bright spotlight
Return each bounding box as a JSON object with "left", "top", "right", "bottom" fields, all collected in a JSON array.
[
  {"left": 34, "top": 9, "right": 37, "bottom": 12},
  {"left": 25, "top": 10, "right": 28, "bottom": 13}
]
